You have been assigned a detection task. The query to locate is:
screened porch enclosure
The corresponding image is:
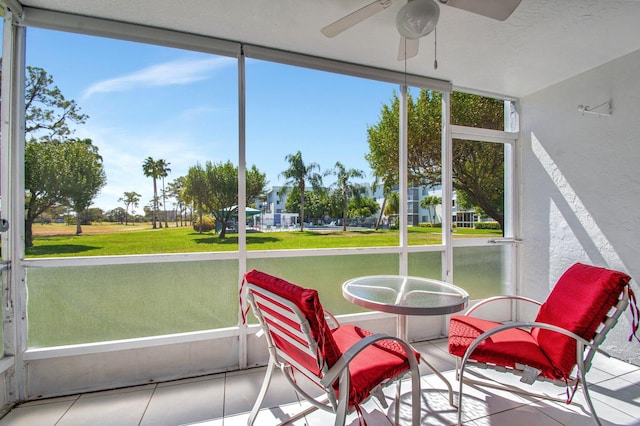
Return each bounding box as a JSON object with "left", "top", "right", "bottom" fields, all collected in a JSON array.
[{"left": 1, "top": 1, "right": 639, "bottom": 420}]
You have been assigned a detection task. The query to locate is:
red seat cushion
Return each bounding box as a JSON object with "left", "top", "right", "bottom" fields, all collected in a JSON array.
[
  {"left": 532, "top": 263, "right": 630, "bottom": 378},
  {"left": 448, "top": 315, "right": 559, "bottom": 379},
  {"left": 332, "top": 324, "right": 419, "bottom": 407},
  {"left": 244, "top": 270, "right": 341, "bottom": 374}
]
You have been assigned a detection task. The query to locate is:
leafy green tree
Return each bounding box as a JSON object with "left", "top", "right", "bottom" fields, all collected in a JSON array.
[
  {"left": 24, "top": 138, "right": 106, "bottom": 242},
  {"left": 119, "top": 191, "right": 141, "bottom": 226},
  {"left": 183, "top": 164, "right": 208, "bottom": 233},
  {"left": 167, "top": 177, "right": 186, "bottom": 227},
  {"left": 286, "top": 189, "right": 328, "bottom": 225},
  {"left": 184, "top": 161, "right": 266, "bottom": 237},
  {"left": 366, "top": 90, "right": 505, "bottom": 229},
  {"left": 62, "top": 138, "right": 107, "bottom": 235},
  {"left": 325, "top": 161, "right": 365, "bottom": 231},
  {"left": 14, "top": 66, "right": 89, "bottom": 247},
  {"left": 204, "top": 161, "right": 267, "bottom": 238},
  {"left": 279, "top": 151, "right": 322, "bottom": 231},
  {"left": 204, "top": 161, "right": 237, "bottom": 238},
  {"left": 348, "top": 196, "right": 379, "bottom": 224},
  {"left": 106, "top": 207, "right": 126, "bottom": 224},
  {"left": 156, "top": 159, "right": 171, "bottom": 228},
  {"left": 25, "top": 140, "right": 67, "bottom": 247},
  {"left": 419, "top": 195, "right": 441, "bottom": 224},
  {"left": 142, "top": 157, "right": 161, "bottom": 229},
  {"left": 79, "top": 207, "right": 105, "bottom": 225}
]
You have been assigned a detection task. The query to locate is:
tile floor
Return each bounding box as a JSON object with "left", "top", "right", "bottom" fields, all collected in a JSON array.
[{"left": 0, "top": 339, "right": 638, "bottom": 425}]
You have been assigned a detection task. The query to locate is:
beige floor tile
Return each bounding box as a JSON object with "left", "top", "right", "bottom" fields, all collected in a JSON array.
[
  {"left": 140, "top": 375, "right": 225, "bottom": 426},
  {"left": 56, "top": 387, "right": 154, "bottom": 426}
]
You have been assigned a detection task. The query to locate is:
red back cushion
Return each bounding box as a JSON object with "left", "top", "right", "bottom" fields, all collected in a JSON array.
[
  {"left": 532, "top": 263, "right": 630, "bottom": 378},
  {"left": 244, "top": 270, "right": 341, "bottom": 375}
]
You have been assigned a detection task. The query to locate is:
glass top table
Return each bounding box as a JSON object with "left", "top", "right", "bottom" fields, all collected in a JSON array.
[
  {"left": 342, "top": 275, "right": 469, "bottom": 407},
  {"left": 342, "top": 275, "right": 469, "bottom": 316}
]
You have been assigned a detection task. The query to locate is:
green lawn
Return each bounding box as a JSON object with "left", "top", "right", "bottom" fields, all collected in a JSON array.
[{"left": 26, "top": 225, "right": 502, "bottom": 258}]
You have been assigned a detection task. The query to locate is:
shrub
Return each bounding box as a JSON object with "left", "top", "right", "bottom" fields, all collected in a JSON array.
[
  {"left": 418, "top": 222, "right": 433, "bottom": 228},
  {"left": 475, "top": 221, "right": 501, "bottom": 230},
  {"left": 193, "top": 216, "right": 215, "bottom": 232}
]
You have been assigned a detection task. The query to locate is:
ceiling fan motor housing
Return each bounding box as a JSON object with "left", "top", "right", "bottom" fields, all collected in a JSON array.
[{"left": 396, "top": 0, "right": 440, "bottom": 39}]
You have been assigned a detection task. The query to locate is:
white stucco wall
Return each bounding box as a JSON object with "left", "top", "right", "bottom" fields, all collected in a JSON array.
[{"left": 519, "top": 48, "right": 640, "bottom": 366}]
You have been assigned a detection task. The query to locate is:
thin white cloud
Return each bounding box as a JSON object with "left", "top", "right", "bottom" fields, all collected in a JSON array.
[{"left": 82, "top": 57, "right": 234, "bottom": 98}]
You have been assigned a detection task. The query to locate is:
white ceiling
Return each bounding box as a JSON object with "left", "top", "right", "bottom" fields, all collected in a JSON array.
[{"left": 17, "top": 0, "right": 640, "bottom": 98}]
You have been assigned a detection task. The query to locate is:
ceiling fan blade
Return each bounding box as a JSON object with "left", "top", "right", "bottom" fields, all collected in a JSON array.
[
  {"left": 321, "top": 0, "right": 393, "bottom": 38},
  {"left": 397, "top": 37, "right": 419, "bottom": 61},
  {"left": 440, "top": 0, "right": 522, "bottom": 21}
]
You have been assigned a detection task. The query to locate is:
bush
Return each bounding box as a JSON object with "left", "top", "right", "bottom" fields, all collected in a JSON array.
[
  {"left": 193, "top": 216, "right": 215, "bottom": 232},
  {"left": 418, "top": 222, "right": 433, "bottom": 228},
  {"left": 475, "top": 221, "right": 501, "bottom": 230}
]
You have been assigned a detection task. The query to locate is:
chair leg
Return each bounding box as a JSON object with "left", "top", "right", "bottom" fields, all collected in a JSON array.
[
  {"left": 579, "top": 377, "right": 602, "bottom": 426},
  {"left": 395, "top": 380, "right": 401, "bottom": 425},
  {"left": 410, "top": 366, "right": 421, "bottom": 426},
  {"left": 457, "top": 364, "right": 465, "bottom": 426},
  {"left": 334, "top": 370, "right": 350, "bottom": 426},
  {"left": 248, "top": 359, "right": 276, "bottom": 426}
]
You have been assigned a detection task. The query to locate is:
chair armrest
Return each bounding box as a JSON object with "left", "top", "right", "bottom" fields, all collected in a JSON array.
[
  {"left": 319, "top": 333, "right": 419, "bottom": 388},
  {"left": 463, "top": 295, "right": 542, "bottom": 317}
]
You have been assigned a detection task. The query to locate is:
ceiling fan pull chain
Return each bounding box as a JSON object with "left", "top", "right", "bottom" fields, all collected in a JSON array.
[{"left": 434, "top": 27, "right": 438, "bottom": 69}]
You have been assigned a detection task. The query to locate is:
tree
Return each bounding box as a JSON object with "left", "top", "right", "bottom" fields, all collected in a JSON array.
[
  {"left": 279, "top": 151, "right": 322, "bottom": 232},
  {"left": 182, "top": 161, "right": 266, "bottom": 237},
  {"left": 106, "top": 207, "right": 126, "bottom": 224},
  {"left": 348, "top": 196, "right": 379, "bottom": 225},
  {"left": 156, "top": 159, "right": 171, "bottom": 228},
  {"left": 384, "top": 191, "right": 400, "bottom": 229},
  {"left": 25, "top": 140, "right": 67, "bottom": 247},
  {"left": 119, "top": 191, "right": 141, "bottom": 226},
  {"left": 142, "top": 157, "right": 161, "bottom": 229},
  {"left": 204, "top": 161, "right": 267, "bottom": 239},
  {"left": 325, "top": 161, "right": 365, "bottom": 231},
  {"left": 14, "top": 66, "right": 89, "bottom": 247},
  {"left": 23, "top": 66, "right": 88, "bottom": 140},
  {"left": 167, "top": 177, "right": 186, "bottom": 227},
  {"left": 366, "top": 90, "right": 505, "bottom": 229},
  {"left": 62, "top": 139, "right": 107, "bottom": 235},
  {"left": 183, "top": 164, "right": 208, "bottom": 234},
  {"left": 419, "top": 195, "right": 441, "bottom": 224}
]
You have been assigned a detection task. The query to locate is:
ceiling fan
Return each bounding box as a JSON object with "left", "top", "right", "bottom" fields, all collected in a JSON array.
[{"left": 321, "top": 0, "right": 523, "bottom": 61}]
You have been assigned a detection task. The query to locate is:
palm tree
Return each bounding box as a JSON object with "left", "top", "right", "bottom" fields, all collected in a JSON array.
[
  {"left": 325, "top": 161, "right": 365, "bottom": 231},
  {"left": 156, "top": 159, "right": 171, "bottom": 228},
  {"left": 118, "top": 191, "right": 141, "bottom": 226},
  {"left": 419, "top": 195, "right": 441, "bottom": 224},
  {"left": 385, "top": 191, "right": 400, "bottom": 229},
  {"left": 142, "top": 156, "right": 160, "bottom": 229},
  {"left": 279, "top": 151, "right": 322, "bottom": 232}
]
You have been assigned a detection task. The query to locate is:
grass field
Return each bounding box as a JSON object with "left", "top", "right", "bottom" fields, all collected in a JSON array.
[
  {"left": 25, "top": 222, "right": 505, "bottom": 347},
  {"left": 27, "top": 222, "right": 502, "bottom": 257}
]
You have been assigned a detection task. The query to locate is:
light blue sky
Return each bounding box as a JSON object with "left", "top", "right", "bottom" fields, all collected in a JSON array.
[{"left": 25, "top": 28, "right": 402, "bottom": 213}]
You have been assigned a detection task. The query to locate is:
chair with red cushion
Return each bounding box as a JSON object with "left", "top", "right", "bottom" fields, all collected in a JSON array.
[
  {"left": 448, "top": 263, "right": 637, "bottom": 426},
  {"left": 242, "top": 269, "right": 421, "bottom": 426}
]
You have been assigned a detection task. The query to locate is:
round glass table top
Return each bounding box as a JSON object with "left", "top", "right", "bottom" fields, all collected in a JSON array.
[{"left": 342, "top": 275, "right": 469, "bottom": 316}]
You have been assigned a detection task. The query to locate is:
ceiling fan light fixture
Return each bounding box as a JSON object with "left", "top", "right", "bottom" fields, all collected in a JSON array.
[{"left": 396, "top": 0, "right": 440, "bottom": 39}]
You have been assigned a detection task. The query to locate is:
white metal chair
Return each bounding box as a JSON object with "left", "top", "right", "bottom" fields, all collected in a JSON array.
[
  {"left": 448, "top": 263, "right": 638, "bottom": 425},
  {"left": 242, "top": 269, "right": 421, "bottom": 426}
]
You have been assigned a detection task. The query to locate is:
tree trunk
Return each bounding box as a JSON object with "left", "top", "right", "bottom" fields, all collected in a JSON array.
[
  {"left": 76, "top": 212, "right": 83, "bottom": 235},
  {"left": 375, "top": 196, "right": 387, "bottom": 230},
  {"left": 25, "top": 220, "right": 34, "bottom": 248},
  {"left": 152, "top": 178, "right": 158, "bottom": 229}
]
